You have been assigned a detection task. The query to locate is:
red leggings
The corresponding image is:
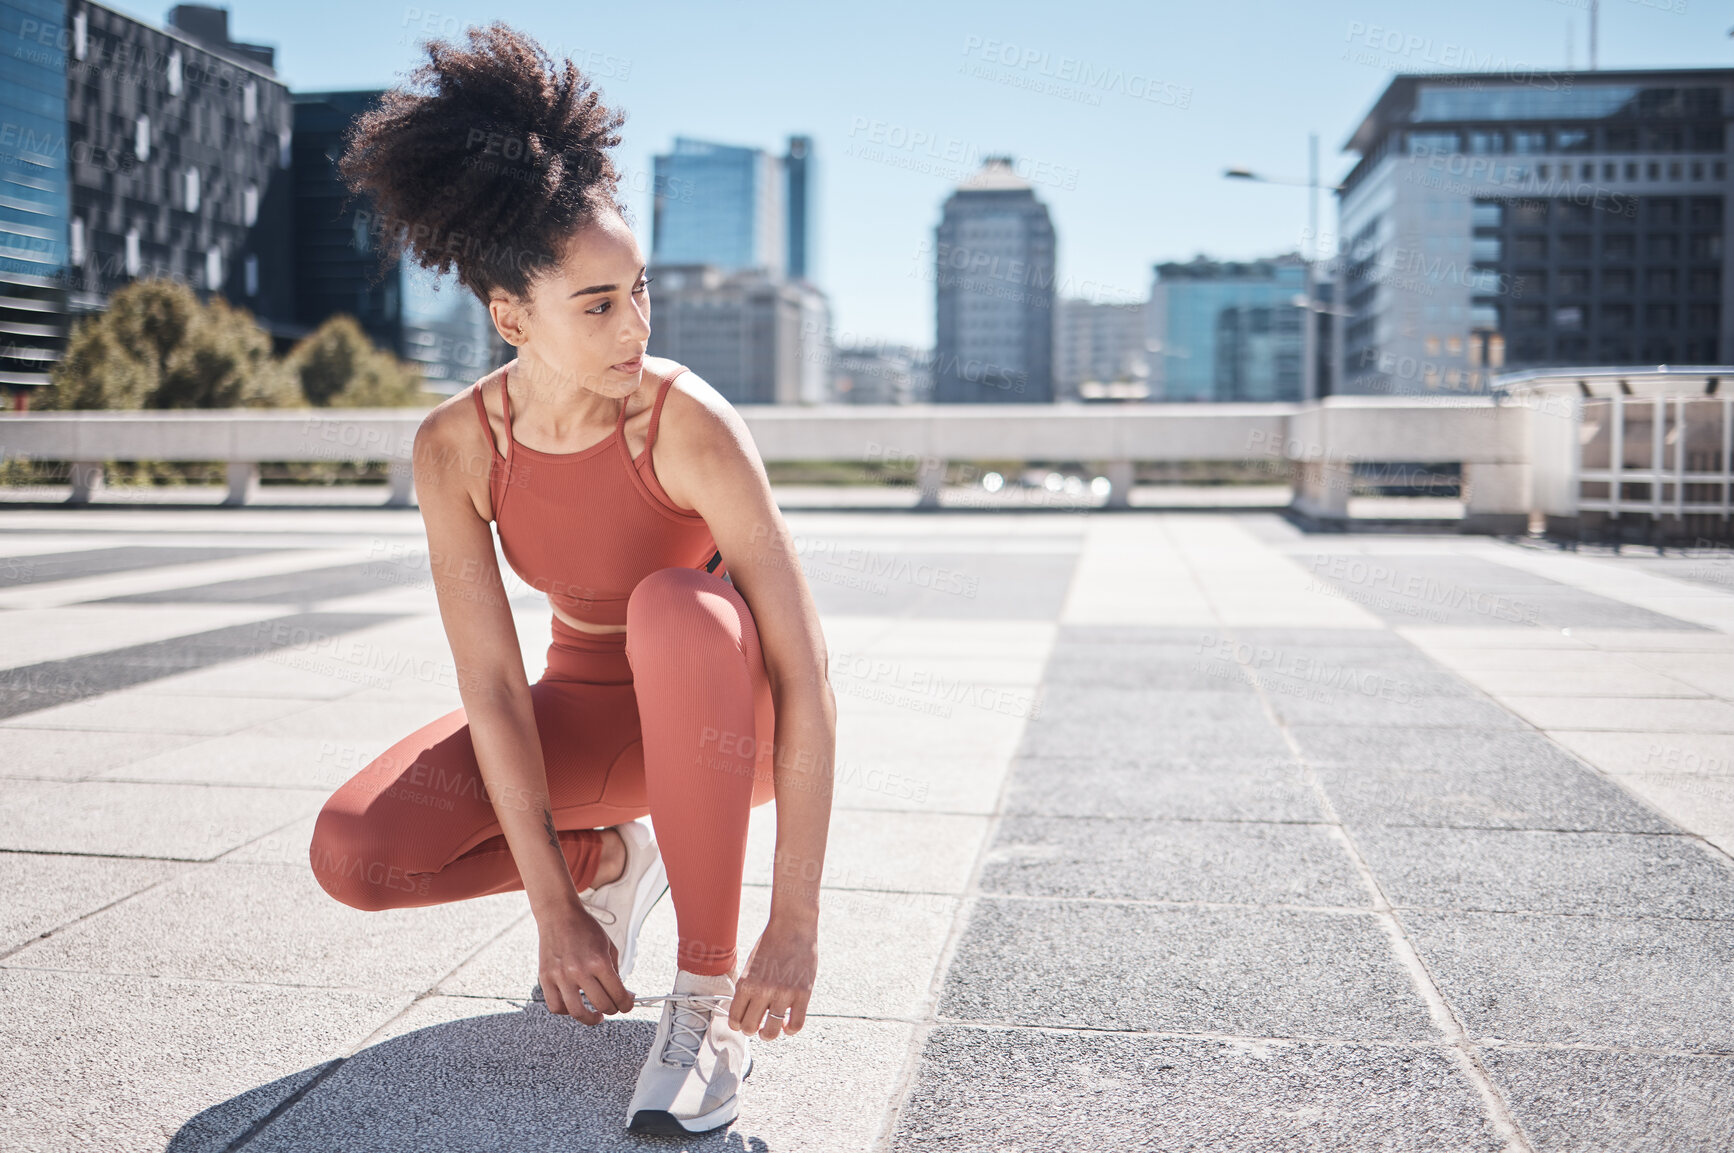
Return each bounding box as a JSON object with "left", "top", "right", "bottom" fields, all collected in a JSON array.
[{"left": 308, "top": 566, "right": 776, "bottom": 976}]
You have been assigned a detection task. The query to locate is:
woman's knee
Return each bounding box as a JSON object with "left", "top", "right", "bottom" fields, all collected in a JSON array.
[
  {"left": 308, "top": 804, "right": 422, "bottom": 912},
  {"left": 625, "top": 567, "right": 746, "bottom": 655}
]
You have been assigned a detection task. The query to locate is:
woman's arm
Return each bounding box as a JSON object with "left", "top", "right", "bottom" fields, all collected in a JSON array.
[
  {"left": 655, "top": 374, "right": 838, "bottom": 1042},
  {"left": 412, "top": 399, "right": 632, "bottom": 1026}
]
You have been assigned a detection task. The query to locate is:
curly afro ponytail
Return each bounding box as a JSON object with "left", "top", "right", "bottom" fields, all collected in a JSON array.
[{"left": 336, "top": 21, "right": 629, "bottom": 304}]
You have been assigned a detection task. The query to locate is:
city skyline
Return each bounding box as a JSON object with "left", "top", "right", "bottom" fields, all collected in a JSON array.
[{"left": 86, "top": 0, "right": 1729, "bottom": 351}]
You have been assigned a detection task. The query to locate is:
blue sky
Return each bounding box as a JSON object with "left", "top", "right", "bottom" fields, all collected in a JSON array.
[{"left": 109, "top": 0, "right": 1730, "bottom": 348}]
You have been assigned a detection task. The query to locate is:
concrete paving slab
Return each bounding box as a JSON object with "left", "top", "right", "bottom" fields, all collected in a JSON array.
[
  {"left": 0, "top": 780, "right": 325, "bottom": 859},
  {"left": 1403, "top": 910, "right": 1734, "bottom": 1050},
  {"left": 980, "top": 816, "right": 1369, "bottom": 908},
  {"left": 1497, "top": 696, "right": 1734, "bottom": 733},
  {"left": 939, "top": 899, "right": 1437, "bottom": 1040},
  {"left": 1481, "top": 1048, "right": 1734, "bottom": 1153},
  {"left": 831, "top": 754, "right": 1006, "bottom": 814},
  {"left": 1017, "top": 687, "right": 1288, "bottom": 759},
  {"left": 1287, "top": 724, "right": 1624, "bottom": 773},
  {"left": 0, "top": 853, "right": 180, "bottom": 953},
  {"left": 1316, "top": 764, "right": 1676, "bottom": 832},
  {"left": 0, "top": 968, "right": 404, "bottom": 1153},
  {"left": 0, "top": 726, "right": 207, "bottom": 782},
  {"left": 6, "top": 861, "right": 527, "bottom": 993},
  {"left": 1354, "top": 827, "right": 1734, "bottom": 918},
  {"left": 743, "top": 804, "right": 985, "bottom": 895},
  {"left": 1546, "top": 730, "right": 1734, "bottom": 777},
  {"left": 0, "top": 690, "right": 321, "bottom": 734},
  {"left": 1003, "top": 755, "right": 1324, "bottom": 822},
  {"left": 96, "top": 733, "right": 383, "bottom": 791},
  {"left": 891, "top": 1027, "right": 1504, "bottom": 1153}
]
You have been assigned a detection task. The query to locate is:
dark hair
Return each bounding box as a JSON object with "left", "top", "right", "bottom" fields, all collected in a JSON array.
[{"left": 336, "top": 21, "right": 629, "bottom": 305}]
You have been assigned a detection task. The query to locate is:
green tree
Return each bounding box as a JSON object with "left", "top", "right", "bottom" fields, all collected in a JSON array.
[
  {"left": 285, "top": 314, "right": 428, "bottom": 408},
  {"left": 39, "top": 278, "right": 301, "bottom": 409}
]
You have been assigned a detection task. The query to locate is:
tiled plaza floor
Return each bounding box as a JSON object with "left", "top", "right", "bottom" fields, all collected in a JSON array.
[{"left": 1, "top": 503, "right": 1730, "bottom": 1151}]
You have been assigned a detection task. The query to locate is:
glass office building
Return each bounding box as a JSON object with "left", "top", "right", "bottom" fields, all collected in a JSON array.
[
  {"left": 1148, "top": 257, "right": 1308, "bottom": 402},
  {"left": 652, "top": 136, "right": 785, "bottom": 275},
  {"left": 1339, "top": 69, "right": 1732, "bottom": 395},
  {"left": 0, "top": 0, "right": 71, "bottom": 396}
]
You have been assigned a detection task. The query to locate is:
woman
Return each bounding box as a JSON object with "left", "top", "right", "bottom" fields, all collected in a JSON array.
[{"left": 306, "top": 22, "right": 835, "bottom": 1136}]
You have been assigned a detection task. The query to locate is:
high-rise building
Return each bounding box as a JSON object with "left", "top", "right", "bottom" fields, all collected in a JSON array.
[
  {"left": 644, "top": 263, "right": 831, "bottom": 404},
  {"left": 831, "top": 340, "right": 929, "bottom": 404},
  {"left": 1338, "top": 68, "right": 1732, "bottom": 396},
  {"left": 291, "top": 89, "right": 502, "bottom": 390},
  {"left": 933, "top": 156, "right": 1055, "bottom": 403},
  {"left": 1, "top": 1, "right": 296, "bottom": 401},
  {"left": 1054, "top": 298, "right": 1146, "bottom": 403},
  {"left": 653, "top": 135, "right": 804, "bottom": 278},
  {"left": 1147, "top": 256, "right": 1310, "bottom": 402}
]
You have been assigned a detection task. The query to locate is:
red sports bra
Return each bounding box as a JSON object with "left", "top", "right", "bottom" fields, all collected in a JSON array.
[{"left": 471, "top": 357, "right": 725, "bottom": 627}]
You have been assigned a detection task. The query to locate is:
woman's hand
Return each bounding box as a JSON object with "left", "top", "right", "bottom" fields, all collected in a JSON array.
[
  {"left": 729, "top": 919, "right": 818, "bottom": 1041},
  {"left": 537, "top": 905, "right": 633, "bottom": 1026}
]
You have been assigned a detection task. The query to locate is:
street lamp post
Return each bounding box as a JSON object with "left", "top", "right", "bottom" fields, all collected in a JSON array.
[{"left": 1225, "top": 135, "right": 1343, "bottom": 402}]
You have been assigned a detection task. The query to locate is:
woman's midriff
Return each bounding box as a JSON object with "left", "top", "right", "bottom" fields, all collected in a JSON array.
[{"left": 549, "top": 598, "right": 626, "bottom": 635}]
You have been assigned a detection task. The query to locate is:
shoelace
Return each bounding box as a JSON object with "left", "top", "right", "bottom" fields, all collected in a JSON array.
[{"left": 633, "top": 993, "right": 732, "bottom": 1067}]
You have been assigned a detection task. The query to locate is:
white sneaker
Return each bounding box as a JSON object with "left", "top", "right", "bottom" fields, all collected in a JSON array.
[
  {"left": 579, "top": 818, "right": 668, "bottom": 978},
  {"left": 530, "top": 820, "right": 667, "bottom": 1003},
  {"left": 625, "top": 968, "right": 754, "bottom": 1134}
]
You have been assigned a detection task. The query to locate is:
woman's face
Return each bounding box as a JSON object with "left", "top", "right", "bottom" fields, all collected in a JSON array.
[{"left": 490, "top": 211, "right": 652, "bottom": 401}]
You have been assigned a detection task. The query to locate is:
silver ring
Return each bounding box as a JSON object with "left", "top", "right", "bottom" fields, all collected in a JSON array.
[{"left": 766, "top": 1010, "right": 788, "bottom": 1020}]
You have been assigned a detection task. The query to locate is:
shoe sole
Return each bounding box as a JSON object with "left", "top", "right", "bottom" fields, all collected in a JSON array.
[
  {"left": 628, "top": 1069, "right": 745, "bottom": 1136},
  {"left": 616, "top": 852, "right": 669, "bottom": 979}
]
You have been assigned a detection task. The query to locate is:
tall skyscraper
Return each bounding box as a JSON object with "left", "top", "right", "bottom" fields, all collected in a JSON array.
[
  {"left": 1, "top": 1, "right": 294, "bottom": 401},
  {"left": 1338, "top": 68, "right": 1732, "bottom": 396},
  {"left": 653, "top": 136, "right": 798, "bottom": 277},
  {"left": 643, "top": 263, "right": 830, "bottom": 404},
  {"left": 933, "top": 156, "right": 1056, "bottom": 403}
]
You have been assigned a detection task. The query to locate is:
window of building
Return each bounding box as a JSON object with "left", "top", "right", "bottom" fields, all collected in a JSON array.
[
  {"left": 1648, "top": 126, "right": 1684, "bottom": 153},
  {"left": 1605, "top": 126, "right": 1639, "bottom": 151},
  {"left": 1446, "top": 335, "right": 1463, "bottom": 354},
  {"left": 1626, "top": 162, "right": 1639, "bottom": 180},
  {"left": 1689, "top": 233, "right": 1722, "bottom": 260},
  {"left": 1471, "top": 200, "right": 1503, "bottom": 228},
  {"left": 1558, "top": 202, "right": 1593, "bottom": 225},
  {"left": 206, "top": 246, "right": 223, "bottom": 289},
  {"left": 1554, "top": 306, "right": 1583, "bottom": 330},
  {"left": 1516, "top": 271, "right": 1546, "bottom": 296},
  {"left": 243, "top": 184, "right": 258, "bottom": 226},
  {"left": 1513, "top": 303, "right": 1545, "bottom": 327},
  {"left": 1512, "top": 130, "right": 1548, "bottom": 154},
  {"left": 1557, "top": 128, "right": 1592, "bottom": 153},
  {"left": 1406, "top": 131, "right": 1460, "bottom": 157},
  {"left": 245, "top": 254, "right": 259, "bottom": 297},
  {"left": 1513, "top": 235, "right": 1547, "bottom": 261},
  {"left": 1646, "top": 268, "right": 1678, "bottom": 294},
  {"left": 1514, "top": 201, "right": 1548, "bottom": 226},
  {"left": 1689, "top": 198, "right": 1721, "bottom": 226},
  {"left": 184, "top": 168, "right": 199, "bottom": 212},
  {"left": 69, "top": 218, "right": 84, "bottom": 264},
  {"left": 1647, "top": 234, "right": 1680, "bottom": 260},
  {"left": 1669, "top": 162, "right": 1683, "bottom": 181},
  {"left": 1604, "top": 233, "right": 1635, "bottom": 260},
  {"left": 125, "top": 228, "right": 140, "bottom": 277},
  {"left": 1468, "top": 130, "right": 1505, "bottom": 154},
  {"left": 244, "top": 82, "right": 258, "bottom": 125},
  {"left": 168, "top": 49, "right": 182, "bottom": 96},
  {"left": 73, "top": 10, "right": 86, "bottom": 60},
  {"left": 279, "top": 130, "right": 293, "bottom": 170},
  {"left": 1690, "top": 269, "right": 1720, "bottom": 295},
  {"left": 1559, "top": 234, "right": 1592, "bottom": 261},
  {"left": 1471, "top": 236, "right": 1502, "bottom": 262},
  {"left": 1558, "top": 269, "right": 1590, "bottom": 295},
  {"left": 1691, "top": 125, "right": 1725, "bottom": 152},
  {"left": 1688, "top": 302, "right": 1719, "bottom": 330},
  {"left": 1645, "top": 302, "right": 1678, "bottom": 330},
  {"left": 135, "top": 115, "right": 150, "bottom": 161},
  {"left": 1603, "top": 163, "right": 1617, "bottom": 180},
  {"left": 1692, "top": 162, "right": 1704, "bottom": 181},
  {"left": 1718, "top": 162, "right": 1728, "bottom": 180},
  {"left": 1648, "top": 199, "right": 1681, "bottom": 225},
  {"left": 1603, "top": 303, "right": 1633, "bottom": 330},
  {"left": 1602, "top": 269, "right": 1633, "bottom": 294},
  {"left": 1470, "top": 304, "right": 1499, "bottom": 329},
  {"left": 1648, "top": 162, "right": 1660, "bottom": 180}
]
